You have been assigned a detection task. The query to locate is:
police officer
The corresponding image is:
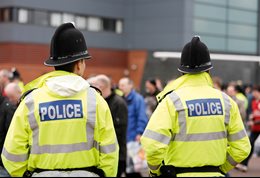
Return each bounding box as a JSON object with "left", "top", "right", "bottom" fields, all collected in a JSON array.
[
  {"left": 1, "top": 23, "right": 119, "bottom": 177},
  {"left": 141, "top": 36, "right": 251, "bottom": 177}
]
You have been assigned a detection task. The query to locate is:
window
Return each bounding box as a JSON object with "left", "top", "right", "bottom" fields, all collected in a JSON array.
[
  {"left": 50, "top": 12, "right": 62, "bottom": 27},
  {"left": 194, "top": 3, "right": 226, "bottom": 21},
  {"left": 228, "top": 24, "right": 257, "bottom": 39},
  {"left": 0, "top": 7, "right": 124, "bottom": 34},
  {"left": 62, "top": 13, "right": 74, "bottom": 23},
  {"left": 200, "top": 36, "right": 226, "bottom": 51},
  {"left": 18, "top": 8, "right": 29, "bottom": 23},
  {"left": 193, "top": 0, "right": 258, "bottom": 54},
  {"left": 229, "top": 0, "right": 258, "bottom": 10},
  {"left": 116, "top": 20, "right": 123, "bottom": 34},
  {"left": 0, "top": 8, "right": 12, "bottom": 22},
  {"left": 33, "top": 10, "right": 48, "bottom": 26},
  {"left": 103, "top": 18, "right": 116, "bottom": 32},
  {"left": 228, "top": 39, "right": 257, "bottom": 53},
  {"left": 195, "top": 0, "right": 227, "bottom": 6},
  {"left": 88, "top": 17, "right": 102, "bottom": 31},
  {"left": 228, "top": 9, "right": 257, "bottom": 25},
  {"left": 75, "top": 15, "right": 87, "bottom": 29},
  {"left": 194, "top": 19, "right": 226, "bottom": 36}
]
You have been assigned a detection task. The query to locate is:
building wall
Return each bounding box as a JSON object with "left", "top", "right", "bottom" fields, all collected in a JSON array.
[
  {"left": 0, "top": 0, "right": 194, "bottom": 51},
  {"left": 0, "top": 0, "right": 259, "bottom": 88},
  {"left": 0, "top": 0, "right": 190, "bottom": 88},
  {"left": 125, "top": 0, "right": 193, "bottom": 51},
  {"left": 0, "top": 42, "right": 128, "bottom": 83},
  {"left": 0, "top": 42, "right": 147, "bottom": 89},
  {"left": 0, "top": 0, "right": 125, "bottom": 18}
]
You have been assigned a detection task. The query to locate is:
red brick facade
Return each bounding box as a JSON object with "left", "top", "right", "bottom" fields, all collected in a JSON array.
[{"left": 0, "top": 43, "right": 147, "bottom": 89}]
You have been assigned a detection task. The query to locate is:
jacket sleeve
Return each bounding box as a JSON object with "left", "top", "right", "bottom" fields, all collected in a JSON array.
[
  {"left": 220, "top": 98, "right": 251, "bottom": 173},
  {"left": 136, "top": 95, "right": 148, "bottom": 135},
  {"left": 95, "top": 94, "right": 119, "bottom": 177},
  {"left": 140, "top": 96, "right": 174, "bottom": 176},
  {"left": 1, "top": 101, "right": 30, "bottom": 177}
]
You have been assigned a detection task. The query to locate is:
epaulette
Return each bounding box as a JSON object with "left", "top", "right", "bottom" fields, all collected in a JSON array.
[
  {"left": 157, "top": 90, "right": 173, "bottom": 103},
  {"left": 19, "top": 88, "right": 37, "bottom": 104},
  {"left": 90, "top": 86, "right": 102, "bottom": 96}
]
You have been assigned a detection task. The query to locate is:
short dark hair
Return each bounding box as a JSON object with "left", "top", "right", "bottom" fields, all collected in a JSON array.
[
  {"left": 147, "top": 78, "right": 157, "bottom": 87},
  {"left": 252, "top": 85, "right": 260, "bottom": 92},
  {"left": 54, "top": 62, "right": 77, "bottom": 72}
]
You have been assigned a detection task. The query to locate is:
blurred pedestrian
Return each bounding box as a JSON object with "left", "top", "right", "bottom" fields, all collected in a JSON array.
[
  {"left": 245, "top": 84, "right": 254, "bottom": 128},
  {"left": 226, "top": 84, "right": 246, "bottom": 122},
  {"left": 90, "top": 74, "right": 128, "bottom": 177},
  {"left": 10, "top": 68, "right": 25, "bottom": 93},
  {"left": 236, "top": 85, "right": 260, "bottom": 172},
  {"left": 118, "top": 77, "right": 148, "bottom": 177},
  {"left": 1, "top": 22, "right": 118, "bottom": 177},
  {"left": 0, "top": 93, "right": 16, "bottom": 177},
  {"left": 4, "top": 82, "right": 22, "bottom": 106},
  {"left": 235, "top": 84, "right": 248, "bottom": 111},
  {"left": 0, "top": 69, "right": 12, "bottom": 95},
  {"left": 144, "top": 78, "right": 160, "bottom": 119},
  {"left": 141, "top": 36, "right": 251, "bottom": 177},
  {"left": 212, "top": 76, "right": 223, "bottom": 91}
]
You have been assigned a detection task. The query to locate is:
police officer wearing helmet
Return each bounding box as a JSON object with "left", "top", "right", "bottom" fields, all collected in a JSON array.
[
  {"left": 141, "top": 36, "right": 251, "bottom": 177},
  {"left": 1, "top": 23, "right": 119, "bottom": 177}
]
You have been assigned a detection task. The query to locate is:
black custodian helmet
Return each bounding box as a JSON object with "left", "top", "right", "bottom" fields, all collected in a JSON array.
[
  {"left": 178, "top": 36, "right": 212, "bottom": 74},
  {"left": 44, "top": 22, "right": 91, "bottom": 67}
]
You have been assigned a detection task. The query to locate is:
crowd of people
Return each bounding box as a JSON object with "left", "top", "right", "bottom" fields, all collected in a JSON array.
[
  {"left": 1, "top": 67, "right": 259, "bottom": 177},
  {"left": 0, "top": 23, "right": 259, "bottom": 177},
  {"left": 0, "top": 68, "right": 23, "bottom": 176},
  {"left": 212, "top": 77, "right": 260, "bottom": 173}
]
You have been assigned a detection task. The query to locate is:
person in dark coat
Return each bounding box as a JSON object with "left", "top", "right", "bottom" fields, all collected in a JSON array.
[
  {"left": 144, "top": 78, "right": 160, "bottom": 119},
  {"left": 89, "top": 74, "right": 128, "bottom": 177},
  {"left": 0, "top": 94, "right": 16, "bottom": 176}
]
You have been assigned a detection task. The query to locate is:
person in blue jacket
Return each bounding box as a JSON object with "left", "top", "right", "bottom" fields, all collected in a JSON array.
[
  {"left": 119, "top": 77, "right": 148, "bottom": 142},
  {"left": 119, "top": 77, "right": 148, "bottom": 177}
]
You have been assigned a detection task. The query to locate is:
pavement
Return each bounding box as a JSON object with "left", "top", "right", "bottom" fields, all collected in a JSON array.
[{"left": 229, "top": 155, "right": 260, "bottom": 177}]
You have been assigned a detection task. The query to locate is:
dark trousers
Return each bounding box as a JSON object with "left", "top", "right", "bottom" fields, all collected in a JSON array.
[
  {"left": 117, "top": 160, "right": 126, "bottom": 177},
  {"left": 125, "top": 172, "right": 142, "bottom": 177},
  {"left": 241, "top": 131, "right": 260, "bottom": 166}
]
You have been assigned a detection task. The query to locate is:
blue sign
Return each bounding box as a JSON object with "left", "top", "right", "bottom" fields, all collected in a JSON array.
[
  {"left": 39, "top": 100, "right": 83, "bottom": 121},
  {"left": 186, "top": 99, "right": 223, "bottom": 117}
]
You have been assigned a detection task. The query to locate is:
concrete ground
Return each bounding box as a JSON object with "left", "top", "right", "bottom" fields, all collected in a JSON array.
[{"left": 229, "top": 155, "right": 260, "bottom": 177}]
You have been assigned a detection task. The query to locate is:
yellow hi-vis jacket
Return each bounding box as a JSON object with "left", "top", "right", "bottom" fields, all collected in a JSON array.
[
  {"left": 1, "top": 71, "right": 119, "bottom": 177},
  {"left": 141, "top": 72, "right": 251, "bottom": 177}
]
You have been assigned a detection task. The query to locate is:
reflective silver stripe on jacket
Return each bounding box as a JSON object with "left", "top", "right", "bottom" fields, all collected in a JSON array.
[
  {"left": 228, "top": 129, "right": 247, "bottom": 142},
  {"left": 168, "top": 92, "right": 186, "bottom": 135},
  {"left": 221, "top": 92, "right": 231, "bottom": 126},
  {"left": 142, "top": 129, "right": 171, "bottom": 145},
  {"left": 143, "top": 91, "right": 231, "bottom": 144},
  {"left": 23, "top": 87, "right": 116, "bottom": 155},
  {"left": 2, "top": 147, "right": 28, "bottom": 162},
  {"left": 148, "top": 163, "right": 161, "bottom": 171},
  {"left": 227, "top": 153, "right": 238, "bottom": 166},
  {"left": 173, "top": 131, "right": 227, "bottom": 142},
  {"left": 170, "top": 91, "right": 231, "bottom": 142}
]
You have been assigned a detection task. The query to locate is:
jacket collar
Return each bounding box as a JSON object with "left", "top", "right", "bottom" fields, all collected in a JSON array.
[
  {"left": 157, "top": 72, "right": 213, "bottom": 102},
  {"left": 126, "top": 90, "right": 135, "bottom": 101},
  {"left": 23, "top": 70, "right": 79, "bottom": 94}
]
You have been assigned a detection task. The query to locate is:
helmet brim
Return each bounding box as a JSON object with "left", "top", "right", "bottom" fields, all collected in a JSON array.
[
  {"left": 178, "top": 65, "right": 213, "bottom": 74},
  {"left": 44, "top": 53, "right": 91, "bottom": 67}
]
